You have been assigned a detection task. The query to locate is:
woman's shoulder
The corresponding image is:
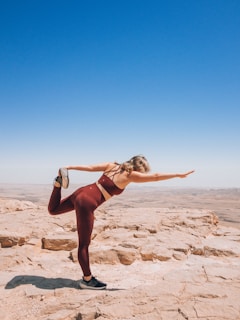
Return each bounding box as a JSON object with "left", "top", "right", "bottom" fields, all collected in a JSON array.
[
  {"left": 104, "top": 162, "right": 119, "bottom": 171},
  {"left": 102, "top": 162, "right": 124, "bottom": 179}
]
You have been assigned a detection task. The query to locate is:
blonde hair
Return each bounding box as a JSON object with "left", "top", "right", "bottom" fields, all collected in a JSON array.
[{"left": 120, "top": 155, "right": 150, "bottom": 175}]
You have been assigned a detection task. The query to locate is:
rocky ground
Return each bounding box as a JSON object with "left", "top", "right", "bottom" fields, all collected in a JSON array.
[{"left": 0, "top": 185, "right": 240, "bottom": 320}]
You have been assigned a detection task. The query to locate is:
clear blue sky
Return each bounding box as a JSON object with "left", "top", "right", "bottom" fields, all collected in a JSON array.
[{"left": 0, "top": 0, "right": 239, "bottom": 187}]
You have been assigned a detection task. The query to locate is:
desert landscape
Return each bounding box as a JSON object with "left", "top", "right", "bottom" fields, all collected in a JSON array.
[{"left": 0, "top": 184, "right": 240, "bottom": 320}]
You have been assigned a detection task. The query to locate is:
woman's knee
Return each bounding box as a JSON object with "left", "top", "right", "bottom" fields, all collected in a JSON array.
[
  {"left": 48, "top": 205, "right": 57, "bottom": 215},
  {"left": 78, "top": 239, "right": 91, "bottom": 249}
]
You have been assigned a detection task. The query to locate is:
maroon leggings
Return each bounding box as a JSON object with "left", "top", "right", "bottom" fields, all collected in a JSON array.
[{"left": 48, "top": 183, "right": 105, "bottom": 276}]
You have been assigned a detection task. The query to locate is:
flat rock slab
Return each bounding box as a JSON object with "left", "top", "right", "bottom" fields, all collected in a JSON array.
[{"left": 0, "top": 192, "right": 240, "bottom": 320}]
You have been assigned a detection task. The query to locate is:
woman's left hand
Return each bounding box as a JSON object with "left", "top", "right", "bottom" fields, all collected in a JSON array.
[{"left": 178, "top": 170, "right": 195, "bottom": 178}]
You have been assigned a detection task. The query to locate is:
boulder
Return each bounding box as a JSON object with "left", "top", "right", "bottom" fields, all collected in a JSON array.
[{"left": 42, "top": 235, "right": 77, "bottom": 251}]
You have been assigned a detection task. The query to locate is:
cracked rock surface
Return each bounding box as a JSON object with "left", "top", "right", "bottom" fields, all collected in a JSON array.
[{"left": 0, "top": 185, "right": 240, "bottom": 320}]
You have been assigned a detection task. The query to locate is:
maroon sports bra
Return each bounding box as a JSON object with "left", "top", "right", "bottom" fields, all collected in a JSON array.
[{"left": 97, "top": 174, "right": 124, "bottom": 196}]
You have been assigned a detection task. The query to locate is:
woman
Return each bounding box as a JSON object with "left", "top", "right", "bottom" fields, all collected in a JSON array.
[{"left": 48, "top": 155, "right": 194, "bottom": 290}]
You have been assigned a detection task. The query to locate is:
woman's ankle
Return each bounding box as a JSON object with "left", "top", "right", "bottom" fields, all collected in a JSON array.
[
  {"left": 83, "top": 275, "right": 92, "bottom": 281},
  {"left": 54, "top": 181, "right": 61, "bottom": 188},
  {"left": 53, "top": 176, "right": 62, "bottom": 188}
]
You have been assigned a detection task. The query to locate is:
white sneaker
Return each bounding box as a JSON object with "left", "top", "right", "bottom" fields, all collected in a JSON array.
[{"left": 59, "top": 168, "right": 69, "bottom": 189}]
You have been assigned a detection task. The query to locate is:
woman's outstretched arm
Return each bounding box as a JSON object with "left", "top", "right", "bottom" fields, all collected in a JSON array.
[
  {"left": 65, "top": 163, "right": 112, "bottom": 172},
  {"left": 129, "top": 170, "right": 195, "bottom": 183}
]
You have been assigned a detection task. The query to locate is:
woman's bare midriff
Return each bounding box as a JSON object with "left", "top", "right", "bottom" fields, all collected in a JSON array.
[{"left": 96, "top": 181, "right": 112, "bottom": 201}]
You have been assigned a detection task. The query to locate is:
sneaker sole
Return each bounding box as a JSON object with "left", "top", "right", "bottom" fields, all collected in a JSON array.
[{"left": 60, "top": 168, "right": 69, "bottom": 189}]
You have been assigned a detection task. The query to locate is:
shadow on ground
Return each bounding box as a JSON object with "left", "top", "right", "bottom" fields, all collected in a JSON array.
[
  {"left": 5, "top": 275, "right": 125, "bottom": 291},
  {"left": 5, "top": 275, "right": 80, "bottom": 290}
]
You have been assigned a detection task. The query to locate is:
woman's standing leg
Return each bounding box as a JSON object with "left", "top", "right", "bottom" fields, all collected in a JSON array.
[
  {"left": 74, "top": 193, "right": 94, "bottom": 277},
  {"left": 74, "top": 186, "right": 107, "bottom": 289}
]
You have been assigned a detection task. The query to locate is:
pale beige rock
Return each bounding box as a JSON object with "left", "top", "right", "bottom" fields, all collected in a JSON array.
[
  {"left": 172, "top": 251, "right": 186, "bottom": 260},
  {"left": 0, "top": 233, "right": 28, "bottom": 248},
  {"left": 133, "top": 231, "right": 149, "bottom": 238},
  {"left": 0, "top": 186, "right": 240, "bottom": 320},
  {"left": 0, "top": 199, "right": 40, "bottom": 212},
  {"left": 114, "top": 246, "right": 138, "bottom": 265},
  {"left": 70, "top": 246, "right": 120, "bottom": 264},
  {"left": 42, "top": 235, "right": 77, "bottom": 251},
  {"left": 71, "top": 245, "right": 138, "bottom": 265}
]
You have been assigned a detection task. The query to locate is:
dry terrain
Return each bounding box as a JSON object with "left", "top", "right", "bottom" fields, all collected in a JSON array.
[{"left": 0, "top": 184, "right": 239, "bottom": 320}]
